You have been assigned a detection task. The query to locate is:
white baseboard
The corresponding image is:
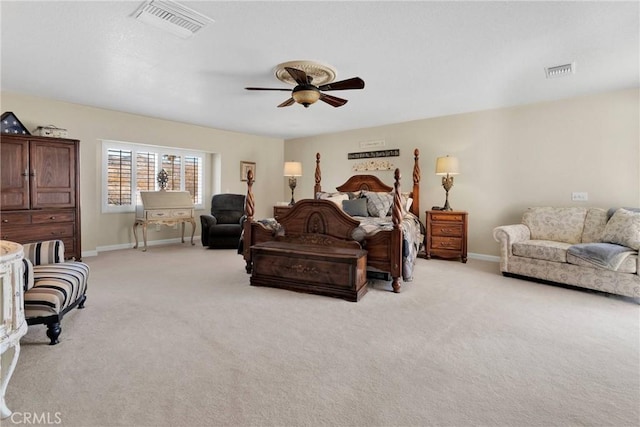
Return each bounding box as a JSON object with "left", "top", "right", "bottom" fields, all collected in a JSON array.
[
  {"left": 84, "top": 239, "right": 498, "bottom": 262},
  {"left": 468, "top": 252, "right": 500, "bottom": 263},
  {"left": 84, "top": 237, "right": 201, "bottom": 257}
]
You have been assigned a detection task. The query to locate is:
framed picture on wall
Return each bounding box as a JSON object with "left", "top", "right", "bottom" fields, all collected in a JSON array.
[{"left": 240, "top": 161, "right": 256, "bottom": 181}]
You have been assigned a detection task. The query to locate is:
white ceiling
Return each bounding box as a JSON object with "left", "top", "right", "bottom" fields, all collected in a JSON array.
[{"left": 1, "top": 1, "right": 638, "bottom": 140}]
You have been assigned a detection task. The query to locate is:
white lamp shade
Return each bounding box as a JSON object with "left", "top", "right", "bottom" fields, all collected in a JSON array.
[
  {"left": 435, "top": 156, "right": 460, "bottom": 175},
  {"left": 284, "top": 161, "right": 302, "bottom": 176}
]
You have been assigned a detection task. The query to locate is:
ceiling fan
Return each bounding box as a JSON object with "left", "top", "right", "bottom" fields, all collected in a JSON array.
[{"left": 245, "top": 66, "right": 365, "bottom": 108}]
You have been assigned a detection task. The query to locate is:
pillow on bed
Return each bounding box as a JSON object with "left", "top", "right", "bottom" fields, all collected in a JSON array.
[
  {"left": 342, "top": 198, "right": 369, "bottom": 217},
  {"left": 385, "top": 192, "right": 413, "bottom": 216},
  {"left": 601, "top": 208, "right": 640, "bottom": 250},
  {"left": 325, "top": 193, "right": 349, "bottom": 209},
  {"left": 362, "top": 191, "right": 394, "bottom": 218}
]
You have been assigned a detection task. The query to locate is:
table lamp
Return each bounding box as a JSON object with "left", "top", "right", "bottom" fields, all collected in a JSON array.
[
  {"left": 435, "top": 155, "right": 459, "bottom": 211},
  {"left": 284, "top": 161, "right": 302, "bottom": 205}
]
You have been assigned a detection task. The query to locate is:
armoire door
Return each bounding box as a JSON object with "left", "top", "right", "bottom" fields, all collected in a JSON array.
[
  {"left": 0, "top": 138, "right": 29, "bottom": 210},
  {"left": 29, "top": 139, "right": 76, "bottom": 209}
]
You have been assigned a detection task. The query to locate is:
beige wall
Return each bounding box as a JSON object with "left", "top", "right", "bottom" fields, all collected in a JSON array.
[
  {"left": 285, "top": 88, "right": 640, "bottom": 257},
  {"left": 3, "top": 88, "right": 638, "bottom": 258},
  {"left": 1, "top": 92, "right": 284, "bottom": 255}
]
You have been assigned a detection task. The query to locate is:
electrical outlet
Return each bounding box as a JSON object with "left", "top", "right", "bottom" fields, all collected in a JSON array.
[{"left": 571, "top": 192, "right": 588, "bottom": 201}]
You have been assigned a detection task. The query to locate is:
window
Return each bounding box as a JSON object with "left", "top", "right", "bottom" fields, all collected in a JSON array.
[{"left": 102, "top": 141, "right": 204, "bottom": 212}]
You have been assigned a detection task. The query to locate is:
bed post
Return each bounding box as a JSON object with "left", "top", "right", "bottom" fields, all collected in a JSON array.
[
  {"left": 391, "top": 168, "right": 403, "bottom": 293},
  {"left": 243, "top": 169, "right": 255, "bottom": 273},
  {"left": 412, "top": 148, "right": 421, "bottom": 217},
  {"left": 314, "top": 152, "right": 321, "bottom": 197}
]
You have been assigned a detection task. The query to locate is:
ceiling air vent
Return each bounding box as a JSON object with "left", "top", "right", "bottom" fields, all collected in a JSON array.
[
  {"left": 133, "top": 0, "right": 214, "bottom": 39},
  {"left": 545, "top": 62, "right": 576, "bottom": 79}
]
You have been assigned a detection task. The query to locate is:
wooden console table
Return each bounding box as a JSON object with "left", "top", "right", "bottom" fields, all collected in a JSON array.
[{"left": 133, "top": 191, "right": 196, "bottom": 252}]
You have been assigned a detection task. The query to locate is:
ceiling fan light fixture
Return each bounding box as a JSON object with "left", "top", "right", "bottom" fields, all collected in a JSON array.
[{"left": 292, "top": 87, "right": 321, "bottom": 108}]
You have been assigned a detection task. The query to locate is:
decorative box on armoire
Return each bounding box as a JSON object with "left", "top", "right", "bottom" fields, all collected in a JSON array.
[{"left": 0, "top": 134, "right": 82, "bottom": 260}]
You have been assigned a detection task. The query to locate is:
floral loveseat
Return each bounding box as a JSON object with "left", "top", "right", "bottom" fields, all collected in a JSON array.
[{"left": 493, "top": 207, "right": 639, "bottom": 299}]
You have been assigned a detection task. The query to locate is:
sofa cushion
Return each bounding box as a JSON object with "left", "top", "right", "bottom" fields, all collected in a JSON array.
[
  {"left": 581, "top": 208, "right": 608, "bottom": 243},
  {"left": 522, "top": 207, "right": 587, "bottom": 244},
  {"left": 512, "top": 240, "right": 572, "bottom": 263},
  {"left": 602, "top": 208, "right": 640, "bottom": 250},
  {"left": 24, "top": 261, "right": 89, "bottom": 318}
]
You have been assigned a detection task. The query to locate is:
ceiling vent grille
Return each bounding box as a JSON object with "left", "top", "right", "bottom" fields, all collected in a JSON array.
[
  {"left": 545, "top": 62, "right": 576, "bottom": 79},
  {"left": 133, "top": 0, "right": 214, "bottom": 39}
]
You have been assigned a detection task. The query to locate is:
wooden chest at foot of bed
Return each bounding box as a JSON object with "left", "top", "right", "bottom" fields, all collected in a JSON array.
[{"left": 250, "top": 241, "right": 368, "bottom": 302}]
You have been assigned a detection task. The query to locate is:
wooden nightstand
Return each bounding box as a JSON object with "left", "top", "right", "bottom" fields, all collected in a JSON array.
[
  {"left": 273, "top": 205, "right": 292, "bottom": 220},
  {"left": 425, "top": 210, "right": 468, "bottom": 263}
]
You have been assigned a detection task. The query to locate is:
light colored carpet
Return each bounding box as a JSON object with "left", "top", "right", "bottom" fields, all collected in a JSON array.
[{"left": 5, "top": 244, "right": 640, "bottom": 427}]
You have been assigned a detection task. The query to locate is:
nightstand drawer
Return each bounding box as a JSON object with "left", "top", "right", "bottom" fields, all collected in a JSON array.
[
  {"left": 431, "top": 236, "right": 462, "bottom": 250},
  {"left": 431, "top": 213, "right": 464, "bottom": 222},
  {"left": 431, "top": 223, "right": 463, "bottom": 237}
]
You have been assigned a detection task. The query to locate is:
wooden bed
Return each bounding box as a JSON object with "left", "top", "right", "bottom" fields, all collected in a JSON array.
[{"left": 242, "top": 149, "right": 422, "bottom": 293}]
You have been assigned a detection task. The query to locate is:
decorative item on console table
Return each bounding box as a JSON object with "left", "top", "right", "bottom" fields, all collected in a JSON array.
[
  {"left": 425, "top": 210, "right": 468, "bottom": 263},
  {"left": 0, "top": 134, "right": 81, "bottom": 260}
]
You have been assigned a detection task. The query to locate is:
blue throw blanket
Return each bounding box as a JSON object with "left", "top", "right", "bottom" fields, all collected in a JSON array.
[{"left": 567, "top": 243, "right": 635, "bottom": 271}]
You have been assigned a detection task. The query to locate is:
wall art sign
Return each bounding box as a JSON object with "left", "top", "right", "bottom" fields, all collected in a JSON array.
[
  {"left": 359, "top": 139, "right": 385, "bottom": 149},
  {"left": 347, "top": 149, "right": 399, "bottom": 160}
]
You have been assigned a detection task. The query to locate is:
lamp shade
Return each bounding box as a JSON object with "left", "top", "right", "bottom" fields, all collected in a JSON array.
[
  {"left": 284, "top": 161, "right": 302, "bottom": 177},
  {"left": 435, "top": 156, "right": 460, "bottom": 175}
]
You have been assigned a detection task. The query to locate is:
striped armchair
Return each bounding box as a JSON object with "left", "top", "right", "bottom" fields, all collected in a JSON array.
[{"left": 22, "top": 240, "right": 89, "bottom": 345}]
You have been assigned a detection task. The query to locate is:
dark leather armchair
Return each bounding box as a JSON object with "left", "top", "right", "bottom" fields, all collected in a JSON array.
[{"left": 200, "top": 194, "right": 246, "bottom": 249}]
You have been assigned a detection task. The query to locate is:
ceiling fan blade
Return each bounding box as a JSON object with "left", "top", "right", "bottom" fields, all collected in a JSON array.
[
  {"left": 245, "top": 87, "right": 292, "bottom": 91},
  {"left": 318, "top": 77, "right": 365, "bottom": 91},
  {"left": 277, "top": 98, "right": 296, "bottom": 108},
  {"left": 285, "top": 67, "right": 309, "bottom": 85},
  {"left": 319, "top": 93, "right": 348, "bottom": 107}
]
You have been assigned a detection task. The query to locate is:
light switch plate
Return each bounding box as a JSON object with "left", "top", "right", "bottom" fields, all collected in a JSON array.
[{"left": 571, "top": 192, "right": 588, "bottom": 201}]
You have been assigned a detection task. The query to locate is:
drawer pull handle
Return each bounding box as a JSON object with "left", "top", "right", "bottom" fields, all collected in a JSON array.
[
  {"left": 50, "top": 216, "right": 56, "bottom": 220},
  {"left": 2, "top": 219, "right": 8, "bottom": 223},
  {"left": 442, "top": 228, "right": 453, "bottom": 233}
]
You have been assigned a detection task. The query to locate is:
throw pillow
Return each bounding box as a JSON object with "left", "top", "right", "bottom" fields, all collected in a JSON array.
[
  {"left": 342, "top": 198, "right": 369, "bottom": 217},
  {"left": 317, "top": 192, "right": 349, "bottom": 209},
  {"left": 363, "top": 191, "right": 393, "bottom": 218},
  {"left": 324, "top": 193, "right": 349, "bottom": 209},
  {"left": 601, "top": 208, "right": 640, "bottom": 250}
]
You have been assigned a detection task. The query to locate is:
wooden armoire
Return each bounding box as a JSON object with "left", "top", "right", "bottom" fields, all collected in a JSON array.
[{"left": 0, "top": 134, "right": 81, "bottom": 260}]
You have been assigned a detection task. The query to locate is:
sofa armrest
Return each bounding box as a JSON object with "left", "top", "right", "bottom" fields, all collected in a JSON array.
[
  {"left": 22, "top": 240, "right": 65, "bottom": 266},
  {"left": 493, "top": 224, "right": 531, "bottom": 272}
]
